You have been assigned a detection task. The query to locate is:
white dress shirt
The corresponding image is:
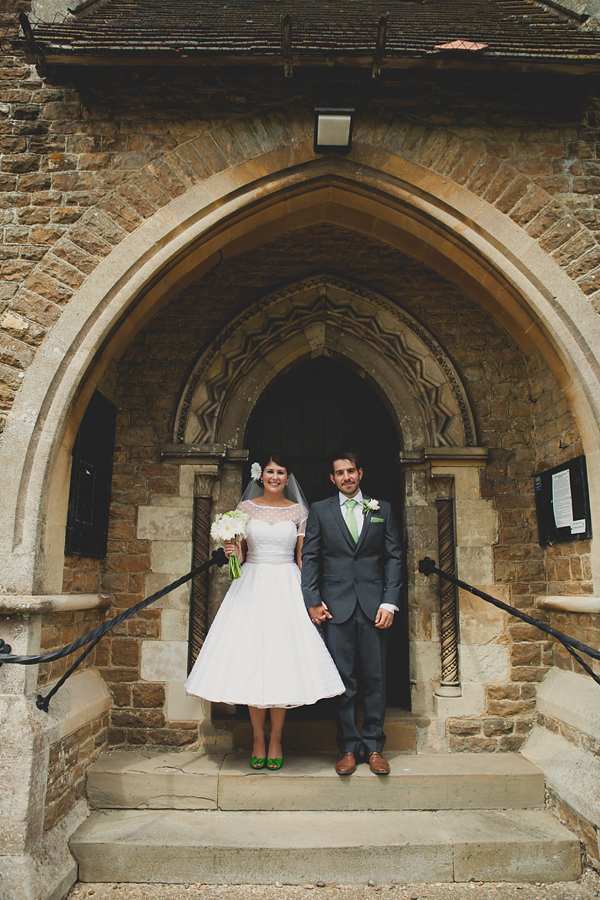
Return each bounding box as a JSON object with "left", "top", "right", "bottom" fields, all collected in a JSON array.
[{"left": 339, "top": 491, "right": 399, "bottom": 615}]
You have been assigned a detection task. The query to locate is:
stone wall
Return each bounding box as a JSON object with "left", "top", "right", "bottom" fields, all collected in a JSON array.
[
  {"left": 31, "top": 557, "right": 105, "bottom": 687},
  {"left": 3, "top": 9, "right": 600, "bottom": 438},
  {"left": 37, "top": 608, "right": 105, "bottom": 686},
  {"left": 44, "top": 710, "right": 108, "bottom": 832},
  {"left": 523, "top": 668, "right": 600, "bottom": 868},
  {"left": 527, "top": 352, "right": 599, "bottom": 681},
  {"left": 541, "top": 698, "right": 600, "bottom": 866}
]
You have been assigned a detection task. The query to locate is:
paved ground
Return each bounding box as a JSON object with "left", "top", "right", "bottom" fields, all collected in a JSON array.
[{"left": 67, "top": 868, "right": 600, "bottom": 900}]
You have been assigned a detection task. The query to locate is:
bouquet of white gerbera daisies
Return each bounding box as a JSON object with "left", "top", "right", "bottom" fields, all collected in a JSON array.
[{"left": 210, "top": 509, "right": 249, "bottom": 580}]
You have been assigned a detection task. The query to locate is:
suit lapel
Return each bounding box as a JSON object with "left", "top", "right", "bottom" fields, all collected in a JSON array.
[
  {"left": 331, "top": 496, "right": 356, "bottom": 551},
  {"left": 355, "top": 495, "right": 372, "bottom": 553}
]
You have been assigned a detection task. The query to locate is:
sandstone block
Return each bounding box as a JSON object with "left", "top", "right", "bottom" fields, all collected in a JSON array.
[
  {"left": 111, "top": 639, "right": 140, "bottom": 668},
  {"left": 98, "top": 194, "right": 143, "bottom": 233},
  {"left": 495, "top": 174, "right": 529, "bottom": 213},
  {"left": 38, "top": 255, "right": 85, "bottom": 290},
  {"left": 459, "top": 643, "right": 509, "bottom": 685},
  {"left": 212, "top": 124, "right": 247, "bottom": 167},
  {"left": 150, "top": 541, "right": 192, "bottom": 574},
  {"left": 131, "top": 682, "right": 165, "bottom": 708},
  {"left": 510, "top": 642, "right": 542, "bottom": 667},
  {"left": 165, "top": 679, "right": 209, "bottom": 724},
  {"left": 1, "top": 153, "right": 39, "bottom": 173},
  {"left": 137, "top": 506, "right": 193, "bottom": 542},
  {"left": 141, "top": 640, "right": 187, "bottom": 681},
  {"left": 111, "top": 709, "right": 165, "bottom": 729}
]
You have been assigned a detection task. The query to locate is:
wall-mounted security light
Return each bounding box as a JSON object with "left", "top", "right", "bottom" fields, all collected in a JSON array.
[{"left": 314, "top": 108, "right": 354, "bottom": 154}]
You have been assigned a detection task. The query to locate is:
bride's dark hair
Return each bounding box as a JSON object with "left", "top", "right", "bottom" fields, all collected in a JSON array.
[{"left": 260, "top": 452, "right": 292, "bottom": 474}]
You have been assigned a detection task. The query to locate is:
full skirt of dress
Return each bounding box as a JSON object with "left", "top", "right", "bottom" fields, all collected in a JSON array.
[{"left": 185, "top": 561, "right": 344, "bottom": 708}]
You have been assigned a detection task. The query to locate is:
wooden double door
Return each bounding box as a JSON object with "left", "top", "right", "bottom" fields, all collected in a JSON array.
[{"left": 245, "top": 356, "right": 409, "bottom": 709}]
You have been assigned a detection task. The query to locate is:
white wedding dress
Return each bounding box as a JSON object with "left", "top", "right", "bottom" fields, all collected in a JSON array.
[{"left": 185, "top": 500, "right": 344, "bottom": 708}]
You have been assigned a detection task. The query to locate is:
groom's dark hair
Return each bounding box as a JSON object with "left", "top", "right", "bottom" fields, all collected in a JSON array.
[{"left": 330, "top": 449, "right": 362, "bottom": 473}]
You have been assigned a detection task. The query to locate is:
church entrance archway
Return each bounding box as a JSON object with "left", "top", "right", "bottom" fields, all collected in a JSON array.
[{"left": 245, "top": 355, "right": 409, "bottom": 709}]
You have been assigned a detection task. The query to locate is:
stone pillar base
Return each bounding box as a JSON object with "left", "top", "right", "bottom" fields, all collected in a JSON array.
[{"left": 0, "top": 800, "right": 87, "bottom": 900}]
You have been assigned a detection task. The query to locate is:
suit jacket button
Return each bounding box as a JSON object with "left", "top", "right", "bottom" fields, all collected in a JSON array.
[{"left": 354, "top": 577, "right": 358, "bottom": 583}]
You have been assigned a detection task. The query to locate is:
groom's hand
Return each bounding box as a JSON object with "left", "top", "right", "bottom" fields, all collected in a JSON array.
[
  {"left": 308, "top": 603, "right": 332, "bottom": 625},
  {"left": 375, "top": 607, "right": 394, "bottom": 629}
]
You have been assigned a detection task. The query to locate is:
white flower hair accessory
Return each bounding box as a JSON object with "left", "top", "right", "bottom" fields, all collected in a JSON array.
[
  {"left": 362, "top": 498, "right": 380, "bottom": 515},
  {"left": 250, "top": 462, "right": 262, "bottom": 481}
]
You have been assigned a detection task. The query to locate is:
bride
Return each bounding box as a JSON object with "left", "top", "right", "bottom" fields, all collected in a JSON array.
[{"left": 185, "top": 453, "right": 344, "bottom": 770}]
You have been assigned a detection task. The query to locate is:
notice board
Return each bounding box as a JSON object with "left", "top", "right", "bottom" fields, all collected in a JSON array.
[{"left": 534, "top": 455, "right": 592, "bottom": 545}]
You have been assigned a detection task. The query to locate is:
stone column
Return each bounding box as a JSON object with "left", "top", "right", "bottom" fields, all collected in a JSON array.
[
  {"left": 399, "top": 447, "right": 489, "bottom": 721},
  {"left": 430, "top": 475, "right": 461, "bottom": 698},
  {"left": 188, "top": 471, "right": 218, "bottom": 672},
  {"left": 0, "top": 593, "right": 111, "bottom": 900}
]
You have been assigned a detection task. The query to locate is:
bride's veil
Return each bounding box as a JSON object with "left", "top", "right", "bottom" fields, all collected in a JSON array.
[{"left": 241, "top": 468, "right": 309, "bottom": 510}]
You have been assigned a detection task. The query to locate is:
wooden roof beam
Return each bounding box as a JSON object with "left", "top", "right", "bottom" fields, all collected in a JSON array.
[
  {"left": 19, "top": 12, "right": 49, "bottom": 76},
  {"left": 281, "top": 14, "right": 293, "bottom": 79},
  {"left": 372, "top": 12, "right": 388, "bottom": 78}
]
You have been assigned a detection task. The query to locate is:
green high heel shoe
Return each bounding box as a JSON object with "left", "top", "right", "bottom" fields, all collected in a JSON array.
[
  {"left": 267, "top": 757, "right": 283, "bottom": 770},
  {"left": 250, "top": 756, "right": 265, "bottom": 769}
]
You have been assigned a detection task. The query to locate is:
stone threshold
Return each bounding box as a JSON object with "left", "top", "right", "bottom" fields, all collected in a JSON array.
[{"left": 87, "top": 749, "right": 545, "bottom": 811}]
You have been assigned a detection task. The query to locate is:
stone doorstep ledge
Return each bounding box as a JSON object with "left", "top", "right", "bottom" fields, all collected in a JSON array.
[
  {"left": 44, "top": 669, "right": 112, "bottom": 743},
  {"left": 535, "top": 667, "right": 600, "bottom": 744},
  {"left": 536, "top": 595, "right": 600, "bottom": 613},
  {"left": 86, "top": 749, "right": 545, "bottom": 812},
  {"left": 0, "top": 593, "right": 111, "bottom": 615},
  {"left": 523, "top": 726, "right": 600, "bottom": 844}
]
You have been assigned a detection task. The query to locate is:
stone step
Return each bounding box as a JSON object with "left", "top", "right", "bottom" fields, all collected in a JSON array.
[
  {"left": 87, "top": 750, "right": 545, "bottom": 811},
  {"left": 70, "top": 807, "right": 581, "bottom": 885},
  {"left": 211, "top": 707, "right": 423, "bottom": 752}
]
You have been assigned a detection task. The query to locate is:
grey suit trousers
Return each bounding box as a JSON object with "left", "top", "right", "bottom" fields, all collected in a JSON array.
[{"left": 324, "top": 603, "right": 387, "bottom": 753}]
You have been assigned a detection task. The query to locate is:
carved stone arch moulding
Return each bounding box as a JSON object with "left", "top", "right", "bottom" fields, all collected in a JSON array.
[{"left": 174, "top": 276, "right": 477, "bottom": 451}]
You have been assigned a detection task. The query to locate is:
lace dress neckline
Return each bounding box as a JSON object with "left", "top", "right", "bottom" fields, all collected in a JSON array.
[
  {"left": 248, "top": 500, "right": 298, "bottom": 509},
  {"left": 237, "top": 499, "right": 308, "bottom": 534}
]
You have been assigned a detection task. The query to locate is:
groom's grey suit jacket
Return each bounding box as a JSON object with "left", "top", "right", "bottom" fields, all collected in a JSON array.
[{"left": 301, "top": 495, "right": 403, "bottom": 624}]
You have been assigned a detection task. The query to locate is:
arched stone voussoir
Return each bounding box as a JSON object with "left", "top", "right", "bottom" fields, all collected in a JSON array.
[
  {"left": 177, "top": 275, "right": 476, "bottom": 453},
  {"left": 2, "top": 143, "right": 600, "bottom": 593}
]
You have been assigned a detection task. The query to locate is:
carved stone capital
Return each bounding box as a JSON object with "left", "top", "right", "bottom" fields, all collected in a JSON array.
[
  {"left": 429, "top": 474, "right": 455, "bottom": 501},
  {"left": 194, "top": 470, "right": 219, "bottom": 499}
]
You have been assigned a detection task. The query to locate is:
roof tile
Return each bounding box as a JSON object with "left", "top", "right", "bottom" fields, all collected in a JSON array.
[{"left": 25, "top": 0, "right": 600, "bottom": 63}]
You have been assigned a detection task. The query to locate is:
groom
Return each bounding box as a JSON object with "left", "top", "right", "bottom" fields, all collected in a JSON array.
[{"left": 301, "top": 451, "right": 403, "bottom": 775}]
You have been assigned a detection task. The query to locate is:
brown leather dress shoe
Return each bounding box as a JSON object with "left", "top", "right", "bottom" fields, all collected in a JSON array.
[
  {"left": 335, "top": 752, "right": 357, "bottom": 775},
  {"left": 366, "top": 751, "right": 390, "bottom": 775}
]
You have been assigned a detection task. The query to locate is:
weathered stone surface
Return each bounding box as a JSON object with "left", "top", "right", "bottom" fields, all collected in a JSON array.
[
  {"left": 217, "top": 751, "right": 544, "bottom": 812},
  {"left": 523, "top": 726, "right": 600, "bottom": 852},
  {"left": 87, "top": 749, "right": 221, "bottom": 809},
  {"left": 140, "top": 640, "right": 187, "bottom": 682},
  {"left": 137, "top": 506, "right": 193, "bottom": 542},
  {"left": 70, "top": 806, "right": 579, "bottom": 885}
]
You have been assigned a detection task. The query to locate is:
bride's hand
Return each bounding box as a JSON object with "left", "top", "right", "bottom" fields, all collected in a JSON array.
[{"left": 224, "top": 540, "right": 238, "bottom": 559}]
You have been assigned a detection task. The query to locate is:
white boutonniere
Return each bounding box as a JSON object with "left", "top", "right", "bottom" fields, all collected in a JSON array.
[{"left": 362, "top": 498, "right": 380, "bottom": 516}]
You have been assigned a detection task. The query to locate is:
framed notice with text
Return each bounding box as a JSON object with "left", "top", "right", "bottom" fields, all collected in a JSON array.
[{"left": 534, "top": 455, "right": 592, "bottom": 546}]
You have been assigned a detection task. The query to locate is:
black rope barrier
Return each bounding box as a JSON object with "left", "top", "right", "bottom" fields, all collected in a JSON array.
[
  {"left": 0, "top": 547, "right": 228, "bottom": 711},
  {"left": 418, "top": 556, "right": 600, "bottom": 687}
]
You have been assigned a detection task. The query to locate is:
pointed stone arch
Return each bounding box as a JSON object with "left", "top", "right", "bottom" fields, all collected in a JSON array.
[
  {"left": 2, "top": 148, "right": 600, "bottom": 592},
  {"left": 174, "top": 275, "right": 477, "bottom": 453}
]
